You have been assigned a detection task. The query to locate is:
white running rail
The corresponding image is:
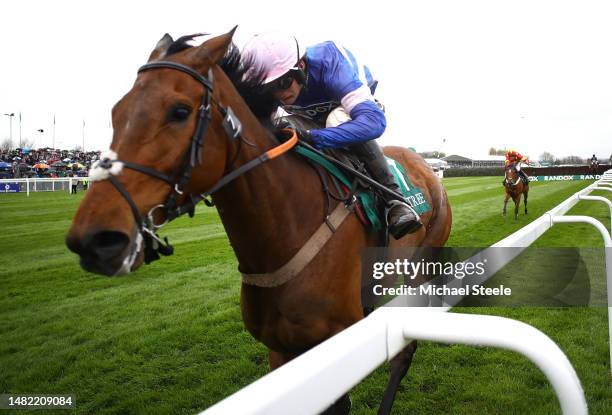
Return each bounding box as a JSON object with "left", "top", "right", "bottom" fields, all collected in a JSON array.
[{"left": 0, "top": 177, "right": 90, "bottom": 196}]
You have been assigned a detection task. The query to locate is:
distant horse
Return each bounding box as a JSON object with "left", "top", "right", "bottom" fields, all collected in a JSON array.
[
  {"left": 589, "top": 159, "right": 599, "bottom": 174},
  {"left": 503, "top": 162, "right": 529, "bottom": 220},
  {"left": 66, "top": 29, "right": 452, "bottom": 414}
]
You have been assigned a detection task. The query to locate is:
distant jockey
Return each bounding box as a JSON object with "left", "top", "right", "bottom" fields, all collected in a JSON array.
[
  {"left": 241, "top": 32, "right": 422, "bottom": 239},
  {"left": 590, "top": 154, "right": 599, "bottom": 171},
  {"left": 505, "top": 149, "right": 529, "bottom": 183}
]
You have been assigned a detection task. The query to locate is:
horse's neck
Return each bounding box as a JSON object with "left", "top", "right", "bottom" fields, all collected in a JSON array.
[{"left": 211, "top": 103, "right": 327, "bottom": 274}]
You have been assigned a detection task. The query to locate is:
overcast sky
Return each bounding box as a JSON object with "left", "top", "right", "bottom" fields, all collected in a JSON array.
[{"left": 1, "top": 0, "right": 610, "bottom": 159}]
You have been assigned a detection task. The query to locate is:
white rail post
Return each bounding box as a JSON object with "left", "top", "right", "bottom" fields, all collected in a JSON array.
[
  {"left": 577, "top": 195, "right": 612, "bottom": 235},
  {"left": 591, "top": 187, "right": 612, "bottom": 194},
  {"left": 549, "top": 215, "right": 612, "bottom": 372},
  {"left": 398, "top": 310, "right": 588, "bottom": 415}
]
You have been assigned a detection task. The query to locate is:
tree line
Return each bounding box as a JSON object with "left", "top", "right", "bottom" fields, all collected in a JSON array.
[{"left": 488, "top": 148, "right": 607, "bottom": 165}]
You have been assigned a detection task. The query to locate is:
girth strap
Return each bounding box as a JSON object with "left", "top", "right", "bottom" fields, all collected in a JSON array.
[{"left": 241, "top": 202, "right": 352, "bottom": 287}]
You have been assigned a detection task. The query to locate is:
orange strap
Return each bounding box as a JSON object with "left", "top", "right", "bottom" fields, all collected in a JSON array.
[{"left": 265, "top": 128, "right": 298, "bottom": 159}]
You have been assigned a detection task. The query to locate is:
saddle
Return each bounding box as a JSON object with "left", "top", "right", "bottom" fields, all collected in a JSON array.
[{"left": 276, "top": 116, "right": 431, "bottom": 231}]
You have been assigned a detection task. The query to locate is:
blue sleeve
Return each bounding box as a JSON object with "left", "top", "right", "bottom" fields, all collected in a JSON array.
[
  {"left": 309, "top": 101, "right": 387, "bottom": 149},
  {"left": 318, "top": 43, "right": 363, "bottom": 101}
]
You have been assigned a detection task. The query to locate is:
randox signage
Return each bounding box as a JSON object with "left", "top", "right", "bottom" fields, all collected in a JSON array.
[{"left": 529, "top": 175, "right": 602, "bottom": 182}]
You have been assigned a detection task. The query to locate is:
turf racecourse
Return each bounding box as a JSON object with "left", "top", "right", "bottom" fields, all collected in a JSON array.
[{"left": 0, "top": 177, "right": 610, "bottom": 414}]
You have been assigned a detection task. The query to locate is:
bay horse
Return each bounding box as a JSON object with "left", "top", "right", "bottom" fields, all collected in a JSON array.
[
  {"left": 65, "top": 29, "right": 451, "bottom": 414},
  {"left": 503, "top": 162, "right": 529, "bottom": 220}
]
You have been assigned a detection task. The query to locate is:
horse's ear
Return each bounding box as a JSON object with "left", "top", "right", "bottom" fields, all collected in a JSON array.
[
  {"left": 147, "top": 33, "right": 174, "bottom": 62},
  {"left": 197, "top": 26, "right": 237, "bottom": 64}
]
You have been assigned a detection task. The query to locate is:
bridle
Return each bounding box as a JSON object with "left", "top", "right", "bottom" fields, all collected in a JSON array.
[
  {"left": 89, "top": 60, "right": 297, "bottom": 268},
  {"left": 505, "top": 163, "right": 521, "bottom": 187}
]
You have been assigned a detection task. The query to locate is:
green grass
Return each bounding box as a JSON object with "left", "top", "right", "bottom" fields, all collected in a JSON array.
[{"left": 0, "top": 178, "right": 610, "bottom": 414}]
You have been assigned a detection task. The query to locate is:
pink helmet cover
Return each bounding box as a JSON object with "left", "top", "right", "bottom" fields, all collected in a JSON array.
[{"left": 242, "top": 32, "right": 301, "bottom": 84}]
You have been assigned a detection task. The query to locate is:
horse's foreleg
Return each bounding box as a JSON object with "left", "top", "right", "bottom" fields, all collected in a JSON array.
[
  {"left": 268, "top": 349, "right": 299, "bottom": 369},
  {"left": 524, "top": 190, "right": 528, "bottom": 214},
  {"left": 514, "top": 195, "right": 520, "bottom": 220},
  {"left": 377, "top": 340, "right": 418, "bottom": 415},
  {"left": 503, "top": 193, "right": 510, "bottom": 216}
]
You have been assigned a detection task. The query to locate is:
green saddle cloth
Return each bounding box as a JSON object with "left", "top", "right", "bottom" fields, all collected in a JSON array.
[{"left": 294, "top": 145, "right": 432, "bottom": 230}]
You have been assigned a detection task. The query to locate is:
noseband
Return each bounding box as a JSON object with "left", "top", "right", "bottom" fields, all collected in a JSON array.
[{"left": 89, "top": 60, "right": 297, "bottom": 267}]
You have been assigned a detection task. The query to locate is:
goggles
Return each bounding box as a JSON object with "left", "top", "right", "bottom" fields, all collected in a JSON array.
[{"left": 265, "top": 71, "right": 298, "bottom": 92}]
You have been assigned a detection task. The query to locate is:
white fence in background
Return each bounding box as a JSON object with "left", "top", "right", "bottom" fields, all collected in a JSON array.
[
  {"left": 0, "top": 177, "right": 90, "bottom": 196},
  {"left": 197, "top": 170, "right": 612, "bottom": 415}
]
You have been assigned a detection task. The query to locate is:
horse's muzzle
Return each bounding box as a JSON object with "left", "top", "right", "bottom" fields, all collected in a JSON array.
[{"left": 66, "top": 230, "right": 135, "bottom": 276}]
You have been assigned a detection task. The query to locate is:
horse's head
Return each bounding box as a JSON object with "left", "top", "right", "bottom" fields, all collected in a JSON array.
[
  {"left": 66, "top": 29, "right": 246, "bottom": 276},
  {"left": 504, "top": 163, "right": 520, "bottom": 186}
]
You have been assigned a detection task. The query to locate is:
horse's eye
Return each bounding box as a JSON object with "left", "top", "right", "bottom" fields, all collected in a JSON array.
[{"left": 168, "top": 105, "right": 191, "bottom": 122}]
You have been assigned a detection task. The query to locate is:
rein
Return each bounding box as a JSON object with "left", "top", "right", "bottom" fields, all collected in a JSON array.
[{"left": 89, "top": 60, "right": 297, "bottom": 268}]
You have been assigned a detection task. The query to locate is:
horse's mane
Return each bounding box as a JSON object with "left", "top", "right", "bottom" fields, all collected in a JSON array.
[{"left": 166, "top": 34, "right": 278, "bottom": 122}]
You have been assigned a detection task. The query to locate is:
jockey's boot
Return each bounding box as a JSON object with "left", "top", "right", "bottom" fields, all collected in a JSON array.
[
  {"left": 519, "top": 170, "right": 529, "bottom": 184},
  {"left": 351, "top": 140, "right": 423, "bottom": 239}
]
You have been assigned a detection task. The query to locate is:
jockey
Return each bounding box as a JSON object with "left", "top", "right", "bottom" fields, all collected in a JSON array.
[
  {"left": 241, "top": 32, "right": 422, "bottom": 239},
  {"left": 591, "top": 154, "right": 598, "bottom": 163},
  {"left": 505, "top": 149, "right": 529, "bottom": 183}
]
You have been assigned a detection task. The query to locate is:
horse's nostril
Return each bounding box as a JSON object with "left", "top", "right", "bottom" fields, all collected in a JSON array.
[
  {"left": 66, "top": 234, "right": 84, "bottom": 255},
  {"left": 88, "top": 231, "right": 130, "bottom": 261}
]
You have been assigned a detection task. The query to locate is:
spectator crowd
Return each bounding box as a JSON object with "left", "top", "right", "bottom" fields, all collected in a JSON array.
[{"left": 0, "top": 147, "right": 101, "bottom": 179}]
